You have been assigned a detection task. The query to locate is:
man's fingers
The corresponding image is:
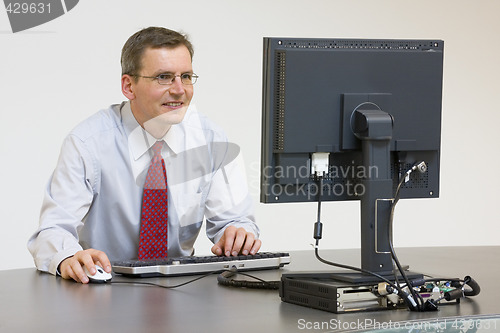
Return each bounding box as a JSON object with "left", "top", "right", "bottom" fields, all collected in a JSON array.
[
  {"left": 79, "top": 253, "right": 96, "bottom": 276},
  {"left": 223, "top": 227, "right": 237, "bottom": 257},
  {"left": 63, "top": 266, "right": 80, "bottom": 283},
  {"left": 64, "top": 258, "right": 88, "bottom": 283},
  {"left": 211, "top": 245, "right": 223, "bottom": 256},
  {"left": 79, "top": 249, "right": 112, "bottom": 274},
  {"left": 211, "top": 231, "right": 227, "bottom": 255},
  {"left": 228, "top": 229, "right": 246, "bottom": 256},
  {"left": 211, "top": 238, "right": 224, "bottom": 255},
  {"left": 67, "top": 270, "right": 79, "bottom": 283},
  {"left": 59, "top": 249, "right": 111, "bottom": 283},
  {"left": 249, "top": 238, "right": 262, "bottom": 255},
  {"left": 237, "top": 230, "right": 254, "bottom": 256},
  {"left": 212, "top": 227, "right": 261, "bottom": 257},
  {"left": 93, "top": 251, "right": 112, "bottom": 273}
]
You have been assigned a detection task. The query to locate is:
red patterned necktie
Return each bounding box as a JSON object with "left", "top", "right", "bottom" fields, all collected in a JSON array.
[{"left": 138, "top": 141, "right": 168, "bottom": 260}]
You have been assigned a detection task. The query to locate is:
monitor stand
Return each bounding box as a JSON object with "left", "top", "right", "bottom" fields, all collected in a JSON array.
[
  {"left": 295, "top": 105, "right": 424, "bottom": 285},
  {"left": 351, "top": 105, "right": 395, "bottom": 274}
]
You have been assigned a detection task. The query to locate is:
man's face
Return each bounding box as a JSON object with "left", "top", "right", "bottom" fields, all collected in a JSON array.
[{"left": 124, "top": 45, "right": 194, "bottom": 134}]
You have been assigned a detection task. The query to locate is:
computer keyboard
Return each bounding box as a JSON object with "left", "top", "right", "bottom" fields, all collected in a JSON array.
[{"left": 112, "top": 252, "right": 291, "bottom": 277}]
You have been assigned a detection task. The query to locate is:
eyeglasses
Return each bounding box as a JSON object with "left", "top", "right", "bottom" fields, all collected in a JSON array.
[{"left": 132, "top": 73, "right": 199, "bottom": 85}]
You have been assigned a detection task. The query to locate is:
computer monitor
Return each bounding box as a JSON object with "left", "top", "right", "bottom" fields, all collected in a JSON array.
[{"left": 260, "top": 37, "right": 443, "bottom": 278}]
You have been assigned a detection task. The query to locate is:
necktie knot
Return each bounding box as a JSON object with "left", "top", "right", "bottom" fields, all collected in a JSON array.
[
  {"left": 144, "top": 141, "right": 166, "bottom": 190},
  {"left": 151, "top": 141, "right": 163, "bottom": 162}
]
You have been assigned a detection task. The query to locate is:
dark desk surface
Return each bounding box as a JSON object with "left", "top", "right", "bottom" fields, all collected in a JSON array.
[{"left": 1, "top": 247, "right": 499, "bottom": 333}]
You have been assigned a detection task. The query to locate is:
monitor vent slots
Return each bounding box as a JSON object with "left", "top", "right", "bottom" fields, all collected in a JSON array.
[
  {"left": 273, "top": 50, "right": 286, "bottom": 151},
  {"left": 391, "top": 162, "right": 430, "bottom": 189},
  {"left": 280, "top": 39, "right": 439, "bottom": 51}
]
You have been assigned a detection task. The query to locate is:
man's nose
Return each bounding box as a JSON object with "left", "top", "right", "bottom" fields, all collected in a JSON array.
[{"left": 168, "top": 76, "right": 185, "bottom": 95}]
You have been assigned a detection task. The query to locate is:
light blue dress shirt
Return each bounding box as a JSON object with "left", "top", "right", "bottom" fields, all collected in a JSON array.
[{"left": 28, "top": 102, "right": 258, "bottom": 275}]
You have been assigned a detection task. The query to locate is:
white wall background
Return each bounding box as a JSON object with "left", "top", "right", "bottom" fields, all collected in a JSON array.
[{"left": 1, "top": 0, "right": 499, "bottom": 271}]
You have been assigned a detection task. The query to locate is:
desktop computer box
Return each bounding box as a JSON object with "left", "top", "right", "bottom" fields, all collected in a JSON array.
[
  {"left": 280, "top": 273, "right": 401, "bottom": 313},
  {"left": 279, "top": 272, "right": 454, "bottom": 314}
]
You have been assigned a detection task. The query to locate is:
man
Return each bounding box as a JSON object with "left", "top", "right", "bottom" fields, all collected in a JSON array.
[{"left": 28, "top": 27, "right": 260, "bottom": 284}]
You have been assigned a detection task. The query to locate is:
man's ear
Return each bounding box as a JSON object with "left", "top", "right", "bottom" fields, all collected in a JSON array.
[{"left": 121, "top": 74, "right": 135, "bottom": 100}]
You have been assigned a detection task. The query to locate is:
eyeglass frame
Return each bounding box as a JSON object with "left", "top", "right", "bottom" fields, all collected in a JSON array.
[{"left": 130, "top": 72, "right": 199, "bottom": 85}]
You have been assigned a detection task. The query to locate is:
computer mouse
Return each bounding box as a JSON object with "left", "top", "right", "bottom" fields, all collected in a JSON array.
[{"left": 83, "top": 265, "right": 112, "bottom": 283}]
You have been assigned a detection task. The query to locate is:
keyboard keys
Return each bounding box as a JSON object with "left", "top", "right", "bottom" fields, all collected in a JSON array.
[{"left": 112, "top": 252, "right": 291, "bottom": 277}]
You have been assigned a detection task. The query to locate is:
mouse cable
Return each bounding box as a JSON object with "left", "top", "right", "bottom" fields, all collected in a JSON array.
[
  {"left": 110, "top": 270, "right": 222, "bottom": 289},
  {"left": 110, "top": 268, "right": 281, "bottom": 290},
  {"left": 217, "top": 267, "right": 280, "bottom": 290}
]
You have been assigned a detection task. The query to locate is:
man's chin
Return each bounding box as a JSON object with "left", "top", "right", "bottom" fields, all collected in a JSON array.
[{"left": 143, "top": 108, "right": 187, "bottom": 138}]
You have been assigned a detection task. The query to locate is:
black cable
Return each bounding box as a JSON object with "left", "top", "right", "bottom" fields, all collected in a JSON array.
[
  {"left": 312, "top": 176, "right": 418, "bottom": 311},
  {"left": 217, "top": 268, "right": 280, "bottom": 289},
  {"left": 110, "top": 270, "right": 222, "bottom": 289},
  {"left": 463, "top": 276, "right": 481, "bottom": 297},
  {"left": 387, "top": 162, "right": 484, "bottom": 310},
  {"left": 313, "top": 176, "right": 324, "bottom": 243},
  {"left": 387, "top": 165, "right": 425, "bottom": 311},
  {"left": 313, "top": 168, "right": 481, "bottom": 312},
  {"left": 110, "top": 268, "right": 282, "bottom": 291}
]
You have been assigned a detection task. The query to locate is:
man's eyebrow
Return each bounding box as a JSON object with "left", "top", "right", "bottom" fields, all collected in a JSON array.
[{"left": 152, "top": 70, "right": 174, "bottom": 76}]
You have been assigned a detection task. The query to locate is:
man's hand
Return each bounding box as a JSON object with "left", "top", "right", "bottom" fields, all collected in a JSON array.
[
  {"left": 211, "top": 226, "right": 261, "bottom": 257},
  {"left": 59, "top": 249, "right": 111, "bottom": 284}
]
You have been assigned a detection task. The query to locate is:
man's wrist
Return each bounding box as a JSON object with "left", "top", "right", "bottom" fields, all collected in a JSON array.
[{"left": 56, "top": 255, "right": 74, "bottom": 276}]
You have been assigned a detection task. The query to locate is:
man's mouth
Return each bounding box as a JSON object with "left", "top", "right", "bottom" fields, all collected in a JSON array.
[{"left": 163, "top": 102, "right": 183, "bottom": 107}]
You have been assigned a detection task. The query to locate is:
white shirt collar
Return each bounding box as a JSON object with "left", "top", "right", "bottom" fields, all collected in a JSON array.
[{"left": 120, "top": 101, "right": 185, "bottom": 161}]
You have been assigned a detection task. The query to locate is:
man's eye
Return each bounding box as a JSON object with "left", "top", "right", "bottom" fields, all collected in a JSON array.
[
  {"left": 157, "top": 74, "right": 174, "bottom": 81},
  {"left": 181, "top": 73, "right": 193, "bottom": 81}
]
